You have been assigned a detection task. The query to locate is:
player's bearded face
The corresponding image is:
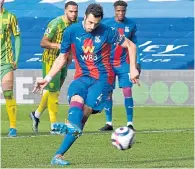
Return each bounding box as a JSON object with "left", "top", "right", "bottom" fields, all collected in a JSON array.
[
  {"left": 84, "top": 14, "right": 101, "bottom": 32},
  {"left": 65, "top": 5, "right": 78, "bottom": 22},
  {"left": 115, "top": 6, "right": 126, "bottom": 21}
]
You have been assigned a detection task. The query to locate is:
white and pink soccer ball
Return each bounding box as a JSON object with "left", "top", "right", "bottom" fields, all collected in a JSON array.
[{"left": 111, "top": 126, "right": 135, "bottom": 150}]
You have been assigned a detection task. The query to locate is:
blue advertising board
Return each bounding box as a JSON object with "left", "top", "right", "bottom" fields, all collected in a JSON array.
[{"left": 4, "top": 0, "right": 194, "bottom": 69}]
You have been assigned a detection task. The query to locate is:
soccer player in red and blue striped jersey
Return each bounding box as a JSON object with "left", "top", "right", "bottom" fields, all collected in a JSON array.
[
  {"left": 33, "top": 4, "right": 139, "bottom": 166},
  {"left": 99, "top": 0, "right": 141, "bottom": 131}
]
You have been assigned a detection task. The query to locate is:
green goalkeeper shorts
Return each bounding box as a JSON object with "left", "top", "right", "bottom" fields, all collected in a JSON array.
[
  {"left": 0, "top": 64, "right": 13, "bottom": 81},
  {"left": 42, "top": 61, "right": 67, "bottom": 92}
]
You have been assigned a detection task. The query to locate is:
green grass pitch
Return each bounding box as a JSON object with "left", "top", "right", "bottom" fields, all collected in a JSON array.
[{"left": 1, "top": 105, "right": 194, "bottom": 168}]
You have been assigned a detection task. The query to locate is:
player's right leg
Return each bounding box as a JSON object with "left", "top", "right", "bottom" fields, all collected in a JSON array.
[
  {"left": 118, "top": 72, "right": 134, "bottom": 130},
  {"left": 30, "top": 61, "right": 50, "bottom": 133},
  {"left": 1, "top": 67, "right": 17, "bottom": 137},
  {"left": 99, "top": 75, "right": 116, "bottom": 131},
  {"left": 99, "top": 92, "right": 114, "bottom": 131},
  {"left": 51, "top": 77, "right": 89, "bottom": 166},
  {"left": 47, "top": 73, "right": 61, "bottom": 133},
  {"left": 51, "top": 77, "right": 112, "bottom": 166},
  {"left": 49, "top": 64, "right": 67, "bottom": 134},
  {"left": 30, "top": 64, "right": 67, "bottom": 134},
  {"left": 30, "top": 89, "right": 49, "bottom": 133},
  {"left": 46, "top": 63, "right": 69, "bottom": 134}
]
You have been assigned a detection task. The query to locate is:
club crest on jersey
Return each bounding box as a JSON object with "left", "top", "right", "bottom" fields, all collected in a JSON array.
[
  {"left": 125, "top": 26, "right": 129, "bottom": 32},
  {"left": 49, "top": 83, "right": 54, "bottom": 89},
  {"left": 45, "top": 28, "right": 51, "bottom": 34},
  {"left": 95, "top": 36, "right": 101, "bottom": 43}
]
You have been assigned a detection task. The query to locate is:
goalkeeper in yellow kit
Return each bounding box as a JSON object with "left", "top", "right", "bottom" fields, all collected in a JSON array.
[
  {"left": 0, "top": 0, "right": 21, "bottom": 137},
  {"left": 30, "top": 1, "right": 78, "bottom": 134}
]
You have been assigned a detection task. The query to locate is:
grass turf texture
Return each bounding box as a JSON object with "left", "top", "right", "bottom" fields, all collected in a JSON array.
[{"left": 1, "top": 105, "right": 194, "bottom": 168}]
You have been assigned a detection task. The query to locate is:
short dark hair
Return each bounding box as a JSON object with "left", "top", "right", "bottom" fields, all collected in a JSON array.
[
  {"left": 85, "top": 4, "right": 104, "bottom": 19},
  {"left": 65, "top": 1, "right": 78, "bottom": 9},
  {"left": 114, "top": 0, "right": 128, "bottom": 8}
]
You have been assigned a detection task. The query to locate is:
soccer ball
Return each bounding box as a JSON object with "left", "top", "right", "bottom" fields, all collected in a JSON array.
[{"left": 111, "top": 126, "right": 135, "bottom": 150}]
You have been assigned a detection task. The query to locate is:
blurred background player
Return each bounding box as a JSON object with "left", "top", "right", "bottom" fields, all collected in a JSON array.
[
  {"left": 0, "top": 0, "right": 21, "bottom": 137},
  {"left": 33, "top": 4, "right": 139, "bottom": 166},
  {"left": 99, "top": 0, "right": 141, "bottom": 131},
  {"left": 30, "top": 1, "right": 78, "bottom": 134}
]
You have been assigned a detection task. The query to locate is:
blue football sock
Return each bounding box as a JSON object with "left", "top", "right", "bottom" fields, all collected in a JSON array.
[
  {"left": 55, "top": 133, "right": 76, "bottom": 156},
  {"left": 68, "top": 107, "right": 83, "bottom": 129},
  {"left": 55, "top": 105, "right": 84, "bottom": 156},
  {"left": 124, "top": 97, "right": 134, "bottom": 122},
  {"left": 105, "top": 97, "right": 113, "bottom": 123}
]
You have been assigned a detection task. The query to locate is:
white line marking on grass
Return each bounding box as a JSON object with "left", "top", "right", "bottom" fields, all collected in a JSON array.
[
  {"left": 1, "top": 128, "right": 194, "bottom": 139},
  {"left": 138, "top": 128, "right": 194, "bottom": 133}
]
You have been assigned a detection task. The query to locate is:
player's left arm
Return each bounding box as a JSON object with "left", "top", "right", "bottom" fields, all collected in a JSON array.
[
  {"left": 120, "top": 38, "right": 139, "bottom": 85},
  {"left": 107, "top": 27, "right": 139, "bottom": 85},
  {"left": 130, "top": 24, "right": 141, "bottom": 74},
  {"left": 11, "top": 15, "right": 21, "bottom": 62},
  {"left": 41, "top": 21, "right": 60, "bottom": 49},
  {"left": 11, "top": 14, "right": 21, "bottom": 69},
  {"left": 120, "top": 37, "right": 136, "bottom": 69}
]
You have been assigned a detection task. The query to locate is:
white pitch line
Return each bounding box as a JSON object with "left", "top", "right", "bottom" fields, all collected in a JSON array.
[{"left": 1, "top": 128, "right": 194, "bottom": 139}]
